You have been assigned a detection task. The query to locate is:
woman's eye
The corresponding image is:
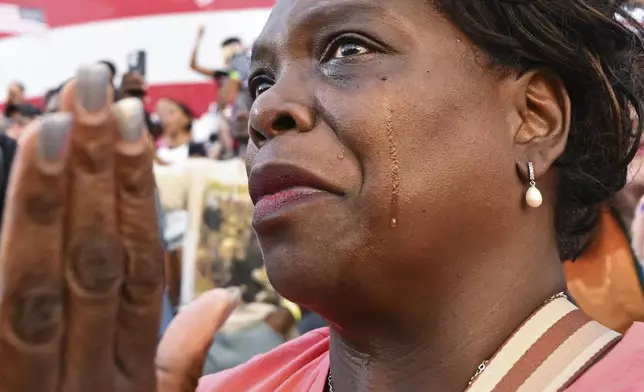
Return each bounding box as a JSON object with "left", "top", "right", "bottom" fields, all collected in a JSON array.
[
  {"left": 253, "top": 80, "right": 272, "bottom": 97},
  {"left": 332, "top": 43, "right": 370, "bottom": 59}
]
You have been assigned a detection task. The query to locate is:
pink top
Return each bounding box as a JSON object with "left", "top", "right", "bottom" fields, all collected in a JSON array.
[
  {"left": 198, "top": 324, "right": 644, "bottom": 391},
  {"left": 567, "top": 322, "right": 644, "bottom": 391},
  {"left": 198, "top": 329, "right": 330, "bottom": 392}
]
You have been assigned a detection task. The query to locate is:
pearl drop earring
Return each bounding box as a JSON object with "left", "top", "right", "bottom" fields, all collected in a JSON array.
[{"left": 525, "top": 162, "right": 543, "bottom": 208}]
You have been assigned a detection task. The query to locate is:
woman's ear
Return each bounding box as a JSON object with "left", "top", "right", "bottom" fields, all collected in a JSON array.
[{"left": 512, "top": 69, "right": 571, "bottom": 179}]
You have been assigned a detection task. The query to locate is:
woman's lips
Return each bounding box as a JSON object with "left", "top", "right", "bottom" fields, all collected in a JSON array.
[
  {"left": 249, "top": 162, "right": 346, "bottom": 222},
  {"left": 253, "top": 186, "right": 325, "bottom": 221}
]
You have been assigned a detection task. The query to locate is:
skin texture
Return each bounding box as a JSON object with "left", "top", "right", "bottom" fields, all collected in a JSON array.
[
  {"left": 0, "top": 65, "right": 239, "bottom": 392},
  {"left": 246, "top": 0, "right": 569, "bottom": 390}
]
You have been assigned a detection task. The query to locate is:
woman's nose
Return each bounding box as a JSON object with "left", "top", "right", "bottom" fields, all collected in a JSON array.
[{"left": 249, "top": 90, "right": 315, "bottom": 146}]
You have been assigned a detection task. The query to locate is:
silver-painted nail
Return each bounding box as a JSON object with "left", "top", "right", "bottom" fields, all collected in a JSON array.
[
  {"left": 39, "top": 113, "right": 73, "bottom": 161},
  {"left": 76, "top": 63, "right": 110, "bottom": 112},
  {"left": 113, "top": 98, "right": 144, "bottom": 141},
  {"left": 225, "top": 286, "right": 242, "bottom": 304}
]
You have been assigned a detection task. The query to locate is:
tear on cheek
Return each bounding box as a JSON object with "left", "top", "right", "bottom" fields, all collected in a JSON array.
[{"left": 382, "top": 94, "right": 400, "bottom": 229}]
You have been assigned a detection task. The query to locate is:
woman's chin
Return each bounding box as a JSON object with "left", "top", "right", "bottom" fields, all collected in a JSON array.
[
  {"left": 260, "top": 235, "right": 362, "bottom": 311},
  {"left": 255, "top": 204, "right": 370, "bottom": 305},
  {"left": 262, "top": 245, "right": 333, "bottom": 304}
]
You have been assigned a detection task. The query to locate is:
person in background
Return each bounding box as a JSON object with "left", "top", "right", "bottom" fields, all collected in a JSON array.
[
  {"left": 5, "top": 82, "right": 26, "bottom": 107},
  {"left": 4, "top": 82, "right": 40, "bottom": 119},
  {"left": 119, "top": 71, "right": 149, "bottom": 100},
  {"left": 190, "top": 27, "right": 251, "bottom": 113},
  {"left": 3, "top": 104, "right": 26, "bottom": 125},
  {"left": 4, "top": 104, "right": 39, "bottom": 141},
  {"left": 153, "top": 98, "right": 174, "bottom": 124},
  {"left": 190, "top": 27, "right": 250, "bottom": 150},
  {"left": 206, "top": 51, "right": 253, "bottom": 160},
  {"left": 150, "top": 98, "right": 175, "bottom": 143},
  {"left": 211, "top": 84, "right": 244, "bottom": 160},
  {"left": 155, "top": 99, "right": 207, "bottom": 165},
  {"left": 190, "top": 26, "right": 244, "bottom": 85}
]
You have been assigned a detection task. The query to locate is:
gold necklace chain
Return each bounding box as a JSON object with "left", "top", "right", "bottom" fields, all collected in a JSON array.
[{"left": 327, "top": 292, "right": 568, "bottom": 392}]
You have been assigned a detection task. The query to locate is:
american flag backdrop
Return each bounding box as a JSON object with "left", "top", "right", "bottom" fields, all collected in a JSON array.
[{"left": 0, "top": 3, "right": 47, "bottom": 38}]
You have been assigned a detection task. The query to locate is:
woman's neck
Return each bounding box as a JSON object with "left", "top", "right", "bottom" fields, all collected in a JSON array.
[{"left": 328, "top": 255, "right": 566, "bottom": 392}]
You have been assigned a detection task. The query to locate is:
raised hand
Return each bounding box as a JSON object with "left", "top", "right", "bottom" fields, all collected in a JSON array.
[{"left": 0, "top": 64, "right": 239, "bottom": 392}]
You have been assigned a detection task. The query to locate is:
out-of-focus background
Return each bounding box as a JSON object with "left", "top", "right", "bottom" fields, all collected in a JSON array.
[{"left": 0, "top": 0, "right": 272, "bottom": 114}]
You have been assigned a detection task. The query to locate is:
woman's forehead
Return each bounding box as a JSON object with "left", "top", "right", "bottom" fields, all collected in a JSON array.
[
  {"left": 272, "top": 0, "right": 391, "bottom": 18},
  {"left": 254, "top": 0, "right": 437, "bottom": 64}
]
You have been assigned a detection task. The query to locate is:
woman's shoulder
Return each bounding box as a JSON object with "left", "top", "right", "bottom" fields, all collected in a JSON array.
[
  {"left": 197, "top": 328, "right": 330, "bottom": 392},
  {"left": 567, "top": 322, "right": 644, "bottom": 391}
]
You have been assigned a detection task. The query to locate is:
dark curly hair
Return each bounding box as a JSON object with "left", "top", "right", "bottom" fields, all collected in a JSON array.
[{"left": 435, "top": 0, "right": 644, "bottom": 260}]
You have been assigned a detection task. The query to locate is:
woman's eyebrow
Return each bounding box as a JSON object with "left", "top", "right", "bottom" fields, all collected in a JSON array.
[{"left": 252, "top": 1, "right": 409, "bottom": 64}]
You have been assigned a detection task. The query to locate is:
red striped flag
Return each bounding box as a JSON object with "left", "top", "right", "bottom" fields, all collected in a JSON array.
[{"left": 0, "top": 3, "right": 47, "bottom": 38}]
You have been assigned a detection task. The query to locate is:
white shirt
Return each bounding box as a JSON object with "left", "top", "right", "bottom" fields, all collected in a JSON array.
[{"left": 156, "top": 143, "right": 189, "bottom": 166}]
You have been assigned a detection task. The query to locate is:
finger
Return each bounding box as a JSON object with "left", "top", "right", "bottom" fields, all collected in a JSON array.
[
  {"left": 110, "top": 98, "right": 165, "bottom": 391},
  {"left": 0, "top": 114, "right": 72, "bottom": 392},
  {"left": 156, "top": 288, "right": 241, "bottom": 392},
  {"left": 59, "top": 64, "right": 123, "bottom": 392}
]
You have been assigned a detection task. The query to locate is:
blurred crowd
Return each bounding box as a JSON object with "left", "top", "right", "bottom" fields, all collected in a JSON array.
[
  {"left": 0, "top": 25, "right": 326, "bottom": 377},
  {"left": 1, "top": 27, "right": 250, "bottom": 159}
]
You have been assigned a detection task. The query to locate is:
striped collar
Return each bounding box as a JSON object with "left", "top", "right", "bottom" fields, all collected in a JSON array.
[{"left": 467, "top": 298, "right": 621, "bottom": 392}]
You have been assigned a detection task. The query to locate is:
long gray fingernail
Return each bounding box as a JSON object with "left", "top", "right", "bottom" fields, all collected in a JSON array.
[
  {"left": 225, "top": 286, "right": 242, "bottom": 305},
  {"left": 76, "top": 63, "right": 110, "bottom": 112},
  {"left": 39, "top": 113, "right": 73, "bottom": 161},
  {"left": 113, "top": 98, "right": 144, "bottom": 141}
]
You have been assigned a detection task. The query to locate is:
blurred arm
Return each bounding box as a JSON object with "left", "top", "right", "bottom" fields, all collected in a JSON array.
[{"left": 190, "top": 26, "right": 217, "bottom": 78}]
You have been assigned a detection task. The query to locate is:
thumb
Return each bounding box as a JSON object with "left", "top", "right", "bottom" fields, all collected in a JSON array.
[{"left": 156, "top": 287, "right": 241, "bottom": 392}]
